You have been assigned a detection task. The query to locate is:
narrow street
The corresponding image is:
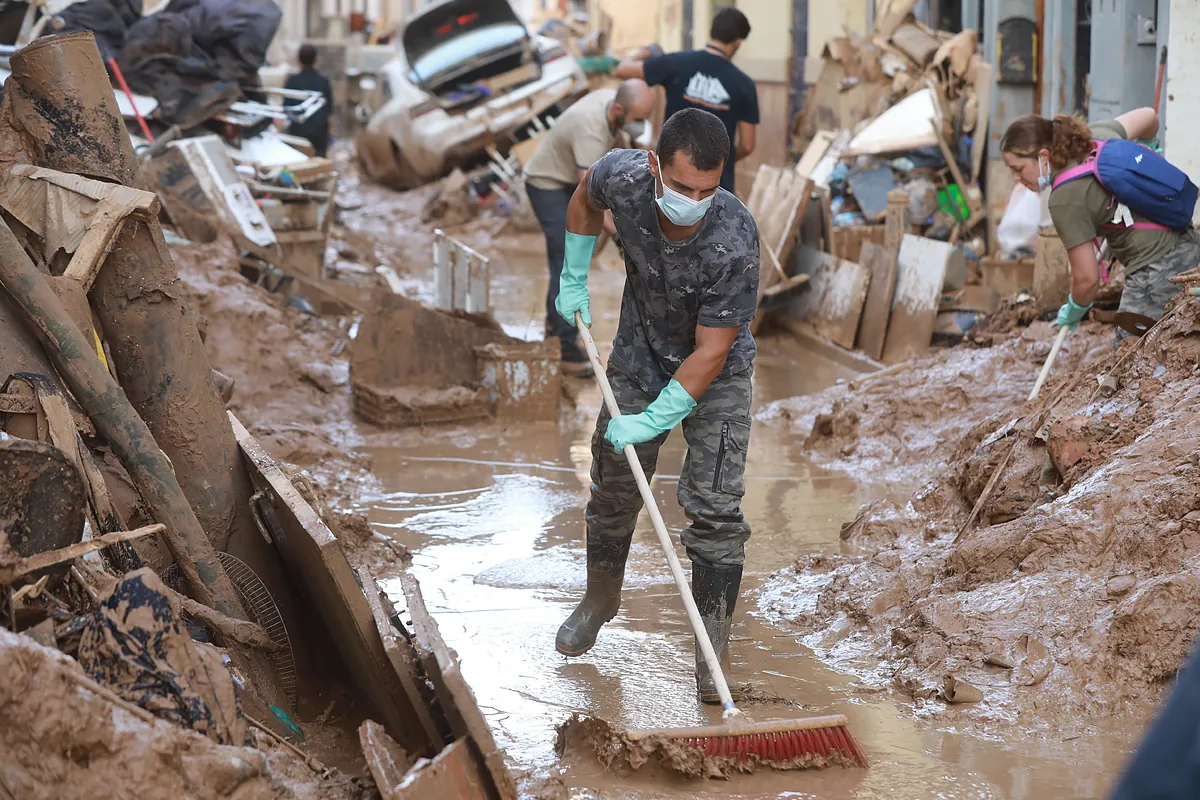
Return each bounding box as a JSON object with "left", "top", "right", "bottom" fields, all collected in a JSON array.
[{"left": 347, "top": 225, "right": 1137, "bottom": 799}]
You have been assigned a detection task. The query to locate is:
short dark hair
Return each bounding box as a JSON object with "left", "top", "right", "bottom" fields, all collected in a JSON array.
[
  {"left": 657, "top": 108, "right": 730, "bottom": 172},
  {"left": 710, "top": 8, "right": 750, "bottom": 44},
  {"left": 299, "top": 43, "right": 317, "bottom": 68}
]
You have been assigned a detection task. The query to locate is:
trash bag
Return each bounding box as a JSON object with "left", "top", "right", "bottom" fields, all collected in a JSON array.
[
  {"left": 996, "top": 184, "right": 1042, "bottom": 254},
  {"left": 115, "top": 0, "right": 281, "bottom": 126},
  {"left": 53, "top": 0, "right": 144, "bottom": 61},
  {"left": 77, "top": 568, "right": 247, "bottom": 745}
]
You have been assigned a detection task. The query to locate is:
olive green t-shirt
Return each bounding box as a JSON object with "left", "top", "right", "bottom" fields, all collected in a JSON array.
[{"left": 1047, "top": 119, "right": 1178, "bottom": 273}]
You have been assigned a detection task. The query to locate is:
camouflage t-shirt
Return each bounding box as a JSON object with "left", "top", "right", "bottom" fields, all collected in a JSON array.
[{"left": 587, "top": 148, "right": 759, "bottom": 394}]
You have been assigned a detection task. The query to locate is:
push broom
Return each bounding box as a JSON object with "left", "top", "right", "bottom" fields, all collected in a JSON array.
[{"left": 574, "top": 313, "right": 868, "bottom": 769}]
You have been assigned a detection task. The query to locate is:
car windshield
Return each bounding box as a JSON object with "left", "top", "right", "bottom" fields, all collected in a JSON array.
[{"left": 409, "top": 23, "right": 528, "bottom": 84}]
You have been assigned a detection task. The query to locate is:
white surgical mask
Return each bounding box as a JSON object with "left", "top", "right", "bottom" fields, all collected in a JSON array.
[
  {"left": 655, "top": 174, "right": 713, "bottom": 226},
  {"left": 624, "top": 119, "right": 648, "bottom": 141},
  {"left": 1037, "top": 155, "right": 1051, "bottom": 191}
]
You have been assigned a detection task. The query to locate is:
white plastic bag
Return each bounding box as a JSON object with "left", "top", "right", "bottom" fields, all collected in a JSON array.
[{"left": 996, "top": 184, "right": 1042, "bottom": 253}]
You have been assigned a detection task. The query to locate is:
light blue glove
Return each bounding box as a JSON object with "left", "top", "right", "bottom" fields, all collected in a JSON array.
[
  {"left": 1056, "top": 295, "right": 1093, "bottom": 330},
  {"left": 605, "top": 379, "right": 697, "bottom": 451},
  {"left": 555, "top": 232, "right": 596, "bottom": 327}
]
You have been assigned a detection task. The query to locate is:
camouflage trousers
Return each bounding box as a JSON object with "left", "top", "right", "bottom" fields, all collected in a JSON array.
[
  {"left": 585, "top": 366, "right": 753, "bottom": 568},
  {"left": 1117, "top": 228, "right": 1200, "bottom": 342}
]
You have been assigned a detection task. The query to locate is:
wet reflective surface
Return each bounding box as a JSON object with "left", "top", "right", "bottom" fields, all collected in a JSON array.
[{"left": 352, "top": 236, "right": 1136, "bottom": 799}]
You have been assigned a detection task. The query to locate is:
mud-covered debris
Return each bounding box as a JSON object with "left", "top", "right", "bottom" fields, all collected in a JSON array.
[
  {"left": 77, "top": 568, "right": 246, "bottom": 744},
  {"left": 421, "top": 169, "right": 477, "bottom": 228},
  {"left": 941, "top": 675, "right": 983, "bottom": 704}
]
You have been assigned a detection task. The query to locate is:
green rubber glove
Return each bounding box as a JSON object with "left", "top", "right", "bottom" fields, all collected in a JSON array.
[
  {"left": 555, "top": 232, "right": 596, "bottom": 327},
  {"left": 605, "top": 379, "right": 697, "bottom": 451},
  {"left": 1056, "top": 295, "right": 1092, "bottom": 330}
]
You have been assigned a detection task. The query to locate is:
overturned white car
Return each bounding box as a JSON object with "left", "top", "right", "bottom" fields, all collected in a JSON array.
[{"left": 355, "top": 0, "right": 587, "bottom": 189}]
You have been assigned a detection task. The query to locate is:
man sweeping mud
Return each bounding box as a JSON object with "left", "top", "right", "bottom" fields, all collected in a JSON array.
[{"left": 551, "top": 108, "right": 759, "bottom": 703}]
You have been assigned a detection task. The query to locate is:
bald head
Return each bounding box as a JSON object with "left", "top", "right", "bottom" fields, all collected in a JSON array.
[{"left": 614, "top": 78, "right": 656, "bottom": 120}]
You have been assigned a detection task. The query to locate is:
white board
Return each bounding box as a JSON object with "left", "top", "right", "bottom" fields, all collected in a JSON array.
[
  {"left": 880, "top": 234, "right": 952, "bottom": 363},
  {"left": 845, "top": 88, "right": 940, "bottom": 156}
]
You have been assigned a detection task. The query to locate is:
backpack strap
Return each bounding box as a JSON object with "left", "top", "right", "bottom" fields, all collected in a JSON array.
[
  {"left": 1103, "top": 220, "right": 1170, "bottom": 231},
  {"left": 1050, "top": 139, "right": 1105, "bottom": 191}
]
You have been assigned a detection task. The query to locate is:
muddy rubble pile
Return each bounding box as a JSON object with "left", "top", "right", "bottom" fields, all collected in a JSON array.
[
  {"left": 173, "top": 239, "right": 375, "bottom": 506},
  {"left": 760, "top": 321, "right": 1110, "bottom": 485},
  {"left": 760, "top": 302, "right": 1200, "bottom": 722}
]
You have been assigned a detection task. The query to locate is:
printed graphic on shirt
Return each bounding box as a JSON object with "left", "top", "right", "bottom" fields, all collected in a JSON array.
[{"left": 683, "top": 73, "right": 731, "bottom": 111}]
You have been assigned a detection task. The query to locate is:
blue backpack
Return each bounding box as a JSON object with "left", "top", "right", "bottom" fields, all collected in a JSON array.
[{"left": 1052, "top": 138, "right": 1198, "bottom": 231}]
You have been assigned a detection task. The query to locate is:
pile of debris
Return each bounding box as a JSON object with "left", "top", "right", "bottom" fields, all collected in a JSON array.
[
  {"left": 0, "top": 32, "right": 519, "bottom": 800},
  {"left": 760, "top": 270, "right": 1200, "bottom": 726},
  {"left": 756, "top": 3, "right": 1011, "bottom": 363},
  {"left": 793, "top": 2, "right": 988, "bottom": 247}
]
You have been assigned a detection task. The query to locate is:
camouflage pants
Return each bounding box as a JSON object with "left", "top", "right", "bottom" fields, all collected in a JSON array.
[
  {"left": 1117, "top": 229, "right": 1200, "bottom": 343},
  {"left": 585, "top": 366, "right": 753, "bottom": 568}
]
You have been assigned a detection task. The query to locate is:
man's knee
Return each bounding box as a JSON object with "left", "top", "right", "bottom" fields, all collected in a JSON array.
[{"left": 682, "top": 527, "right": 749, "bottom": 568}]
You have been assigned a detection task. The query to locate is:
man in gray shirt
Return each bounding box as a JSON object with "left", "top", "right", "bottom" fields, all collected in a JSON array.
[{"left": 552, "top": 108, "right": 759, "bottom": 704}]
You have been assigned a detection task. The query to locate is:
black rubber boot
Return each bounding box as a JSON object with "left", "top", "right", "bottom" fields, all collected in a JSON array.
[
  {"left": 692, "top": 561, "right": 743, "bottom": 704},
  {"left": 555, "top": 535, "right": 633, "bottom": 656}
]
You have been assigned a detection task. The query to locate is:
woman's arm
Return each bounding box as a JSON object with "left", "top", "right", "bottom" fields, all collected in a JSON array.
[
  {"left": 1066, "top": 242, "right": 1102, "bottom": 306},
  {"left": 1115, "top": 107, "right": 1160, "bottom": 141}
]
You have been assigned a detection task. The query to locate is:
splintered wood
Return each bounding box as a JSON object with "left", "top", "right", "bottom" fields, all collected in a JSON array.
[{"left": 748, "top": 164, "right": 812, "bottom": 330}]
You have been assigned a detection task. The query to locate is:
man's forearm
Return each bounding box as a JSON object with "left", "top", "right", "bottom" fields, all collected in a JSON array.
[
  {"left": 671, "top": 347, "right": 728, "bottom": 400},
  {"left": 566, "top": 175, "right": 605, "bottom": 236},
  {"left": 734, "top": 142, "right": 753, "bottom": 161}
]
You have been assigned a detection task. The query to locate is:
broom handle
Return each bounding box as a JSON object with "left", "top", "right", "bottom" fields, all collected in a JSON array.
[
  {"left": 576, "top": 314, "right": 742, "bottom": 719},
  {"left": 1028, "top": 325, "right": 1068, "bottom": 402}
]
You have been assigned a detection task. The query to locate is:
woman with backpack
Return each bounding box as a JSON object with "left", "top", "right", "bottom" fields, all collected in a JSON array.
[{"left": 1000, "top": 108, "right": 1200, "bottom": 341}]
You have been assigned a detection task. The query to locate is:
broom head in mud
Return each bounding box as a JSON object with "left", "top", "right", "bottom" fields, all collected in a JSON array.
[
  {"left": 557, "top": 713, "right": 867, "bottom": 778},
  {"left": 630, "top": 714, "right": 868, "bottom": 769}
]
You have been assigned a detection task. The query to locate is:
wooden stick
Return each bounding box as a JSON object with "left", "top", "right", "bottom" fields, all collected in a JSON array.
[
  {"left": 576, "top": 314, "right": 742, "bottom": 720},
  {"left": 63, "top": 667, "right": 160, "bottom": 726},
  {"left": 0, "top": 524, "right": 164, "bottom": 582},
  {"left": 1028, "top": 326, "right": 1069, "bottom": 402},
  {"left": 247, "top": 715, "right": 327, "bottom": 773},
  {"left": 163, "top": 585, "right": 279, "bottom": 652}
]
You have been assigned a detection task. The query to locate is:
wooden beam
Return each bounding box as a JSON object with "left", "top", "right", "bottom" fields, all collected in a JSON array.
[{"left": 0, "top": 524, "right": 164, "bottom": 582}]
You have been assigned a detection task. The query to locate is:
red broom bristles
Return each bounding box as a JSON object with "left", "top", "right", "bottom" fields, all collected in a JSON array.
[{"left": 680, "top": 725, "right": 868, "bottom": 768}]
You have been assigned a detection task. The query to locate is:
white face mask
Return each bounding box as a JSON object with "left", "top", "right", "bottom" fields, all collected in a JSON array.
[
  {"left": 1037, "top": 155, "right": 1051, "bottom": 191},
  {"left": 653, "top": 168, "right": 713, "bottom": 226}
]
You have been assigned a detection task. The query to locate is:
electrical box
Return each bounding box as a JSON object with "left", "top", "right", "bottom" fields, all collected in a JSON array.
[{"left": 1089, "top": 0, "right": 1157, "bottom": 122}]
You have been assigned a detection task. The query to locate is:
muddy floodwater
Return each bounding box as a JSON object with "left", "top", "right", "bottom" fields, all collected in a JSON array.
[{"left": 350, "top": 234, "right": 1138, "bottom": 799}]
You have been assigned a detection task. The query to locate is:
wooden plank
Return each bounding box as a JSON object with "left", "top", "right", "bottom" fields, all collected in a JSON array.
[
  {"left": 376, "top": 265, "right": 406, "bottom": 295},
  {"left": 359, "top": 721, "right": 415, "bottom": 799},
  {"left": 855, "top": 189, "right": 907, "bottom": 359},
  {"left": 855, "top": 242, "right": 897, "bottom": 359},
  {"left": 362, "top": 573, "right": 445, "bottom": 748},
  {"left": 970, "top": 62, "right": 993, "bottom": 185},
  {"left": 795, "top": 130, "right": 836, "bottom": 178},
  {"left": 0, "top": 524, "right": 163, "bottom": 582},
  {"left": 230, "top": 414, "right": 442, "bottom": 757},
  {"left": 788, "top": 248, "right": 871, "bottom": 350},
  {"left": 880, "top": 234, "right": 952, "bottom": 364},
  {"left": 382, "top": 738, "right": 491, "bottom": 800},
  {"left": 400, "top": 571, "right": 517, "bottom": 800}
]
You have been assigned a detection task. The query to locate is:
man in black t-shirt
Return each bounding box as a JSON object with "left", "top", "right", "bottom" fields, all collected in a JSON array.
[
  {"left": 615, "top": 8, "right": 759, "bottom": 193},
  {"left": 285, "top": 44, "right": 333, "bottom": 157}
]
